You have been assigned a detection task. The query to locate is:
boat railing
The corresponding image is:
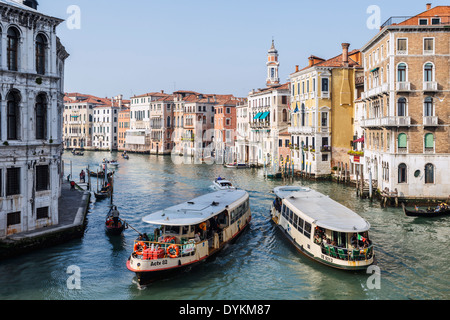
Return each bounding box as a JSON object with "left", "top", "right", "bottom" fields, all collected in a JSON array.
[
  {"left": 132, "top": 239, "right": 198, "bottom": 260},
  {"left": 320, "top": 243, "right": 374, "bottom": 262}
]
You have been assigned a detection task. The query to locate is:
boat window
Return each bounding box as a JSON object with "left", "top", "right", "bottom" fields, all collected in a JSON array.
[
  {"left": 288, "top": 208, "right": 293, "bottom": 224},
  {"left": 293, "top": 215, "right": 298, "bottom": 228},
  {"left": 182, "top": 226, "right": 189, "bottom": 235},
  {"left": 165, "top": 225, "right": 180, "bottom": 235},
  {"left": 297, "top": 217, "right": 304, "bottom": 233},
  {"left": 304, "top": 222, "right": 312, "bottom": 239},
  {"left": 281, "top": 205, "right": 287, "bottom": 219}
]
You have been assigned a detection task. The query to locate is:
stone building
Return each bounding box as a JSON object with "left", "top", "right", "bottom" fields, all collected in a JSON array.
[
  {"left": 0, "top": 0, "right": 69, "bottom": 238},
  {"left": 359, "top": 4, "right": 450, "bottom": 199}
]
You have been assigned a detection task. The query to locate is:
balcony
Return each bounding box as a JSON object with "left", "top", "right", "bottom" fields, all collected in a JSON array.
[
  {"left": 381, "top": 116, "right": 411, "bottom": 127},
  {"left": 288, "top": 126, "right": 315, "bottom": 134},
  {"left": 321, "top": 91, "right": 330, "bottom": 99},
  {"left": 396, "top": 82, "right": 410, "bottom": 91},
  {"left": 250, "top": 122, "right": 270, "bottom": 130},
  {"left": 423, "top": 116, "right": 438, "bottom": 126},
  {"left": 359, "top": 118, "right": 381, "bottom": 128},
  {"left": 423, "top": 81, "right": 438, "bottom": 91},
  {"left": 321, "top": 146, "right": 332, "bottom": 153}
]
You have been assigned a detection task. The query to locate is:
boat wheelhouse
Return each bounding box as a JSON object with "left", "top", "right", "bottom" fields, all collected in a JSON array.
[
  {"left": 271, "top": 186, "right": 374, "bottom": 270},
  {"left": 127, "top": 189, "right": 251, "bottom": 285}
]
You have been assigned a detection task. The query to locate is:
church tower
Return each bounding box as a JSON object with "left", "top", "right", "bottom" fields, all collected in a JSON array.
[{"left": 266, "top": 40, "right": 280, "bottom": 87}]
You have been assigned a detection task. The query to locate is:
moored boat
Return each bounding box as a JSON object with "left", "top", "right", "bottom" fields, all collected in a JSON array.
[
  {"left": 212, "top": 177, "right": 235, "bottom": 190},
  {"left": 270, "top": 186, "right": 374, "bottom": 271},
  {"left": 225, "top": 163, "right": 250, "bottom": 169},
  {"left": 402, "top": 203, "right": 450, "bottom": 217},
  {"left": 127, "top": 189, "right": 251, "bottom": 285}
]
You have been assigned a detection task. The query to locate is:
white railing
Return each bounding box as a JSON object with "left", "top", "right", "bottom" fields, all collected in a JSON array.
[
  {"left": 423, "top": 81, "right": 438, "bottom": 91},
  {"left": 381, "top": 116, "right": 411, "bottom": 126},
  {"left": 396, "top": 82, "right": 410, "bottom": 91},
  {"left": 423, "top": 116, "right": 438, "bottom": 126}
]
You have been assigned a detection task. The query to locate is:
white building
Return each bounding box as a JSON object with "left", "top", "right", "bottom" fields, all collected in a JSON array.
[
  {"left": 0, "top": 0, "right": 69, "bottom": 238},
  {"left": 235, "top": 101, "right": 249, "bottom": 164},
  {"left": 92, "top": 104, "right": 120, "bottom": 151}
]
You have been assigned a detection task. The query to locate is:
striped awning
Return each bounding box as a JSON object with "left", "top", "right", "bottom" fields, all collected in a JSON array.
[
  {"left": 254, "top": 112, "right": 263, "bottom": 120},
  {"left": 259, "top": 112, "right": 270, "bottom": 120}
]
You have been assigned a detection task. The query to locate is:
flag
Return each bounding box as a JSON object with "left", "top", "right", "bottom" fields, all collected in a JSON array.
[{"left": 357, "top": 234, "right": 367, "bottom": 242}]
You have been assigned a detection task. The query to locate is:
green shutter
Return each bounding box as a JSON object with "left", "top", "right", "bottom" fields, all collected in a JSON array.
[
  {"left": 398, "top": 133, "right": 407, "bottom": 148},
  {"left": 425, "top": 133, "right": 434, "bottom": 148}
]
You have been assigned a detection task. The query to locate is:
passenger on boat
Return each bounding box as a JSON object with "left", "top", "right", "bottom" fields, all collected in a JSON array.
[
  {"left": 273, "top": 198, "right": 282, "bottom": 212},
  {"left": 194, "top": 232, "right": 201, "bottom": 243},
  {"left": 142, "top": 233, "right": 150, "bottom": 241},
  {"left": 351, "top": 233, "right": 358, "bottom": 248}
]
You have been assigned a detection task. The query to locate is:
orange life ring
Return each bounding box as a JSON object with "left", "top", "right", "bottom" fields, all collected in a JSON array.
[
  {"left": 167, "top": 244, "right": 179, "bottom": 258},
  {"left": 134, "top": 241, "right": 147, "bottom": 255}
]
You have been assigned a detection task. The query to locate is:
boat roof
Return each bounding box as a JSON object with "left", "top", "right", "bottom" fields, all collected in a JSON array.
[
  {"left": 142, "top": 189, "right": 248, "bottom": 226},
  {"left": 274, "top": 186, "right": 370, "bottom": 233}
]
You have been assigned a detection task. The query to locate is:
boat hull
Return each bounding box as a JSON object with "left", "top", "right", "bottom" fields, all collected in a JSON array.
[
  {"left": 270, "top": 207, "right": 374, "bottom": 271},
  {"left": 402, "top": 203, "right": 450, "bottom": 217},
  {"left": 127, "top": 217, "right": 251, "bottom": 285}
]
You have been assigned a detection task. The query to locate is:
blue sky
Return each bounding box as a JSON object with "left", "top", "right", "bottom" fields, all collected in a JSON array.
[{"left": 39, "top": 0, "right": 448, "bottom": 99}]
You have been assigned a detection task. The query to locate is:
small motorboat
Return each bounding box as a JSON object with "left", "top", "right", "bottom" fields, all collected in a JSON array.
[
  {"left": 122, "top": 152, "right": 129, "bottom": 159},
  {"left": 402, "top": 203, "right": 450, "bottom": 218},
  {"left": 73, "top": 151, "right": 84, "bottom": 156},
  {"left": 212, "top": 177, "right": 235, "bottom": 190},
  {"left": 108, "top": 160, "right": 120, "bottom": 167}
]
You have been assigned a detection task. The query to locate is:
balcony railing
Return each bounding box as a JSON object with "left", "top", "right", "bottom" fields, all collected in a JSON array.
[
  {"left": 381, "top": 116, "right": 411, "bottom": 127},
  {"left": 423, "top": 116, "right": 438, "bottom": 126},
  {"left": 321, "top": 91, "right": 330, "bottom": 99},
  {"left": 288, "top": 126, "right": 315, "bottom": 134},
  {"left": 423, "top": 81, "right": 438, "bottom": 91},
  {"left": 396, "top": 82, "right": 410, "bottom": 91}
]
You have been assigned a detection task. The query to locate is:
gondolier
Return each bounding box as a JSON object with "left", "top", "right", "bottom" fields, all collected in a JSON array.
[{"left": 111, "top": 206, "right": 120, "bottom": 227}]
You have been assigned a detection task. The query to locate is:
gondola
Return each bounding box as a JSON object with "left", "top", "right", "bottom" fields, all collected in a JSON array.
[
  {"left": 88, "top": 170, "right": 105, "bottom": 178},
  {"left": 402, "top": 203, "right": 450, "bottom": 217},
  {"left": 95, "top": 191, "right": 110, "bottom": 200},
  {"left": 105, "top": 217, "right": 127, "bottom": 235}
]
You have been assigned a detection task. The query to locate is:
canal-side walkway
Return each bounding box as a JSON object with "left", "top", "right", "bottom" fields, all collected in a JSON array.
[{"left": 0, "top": 180, "right": 91, "bottom": 260}]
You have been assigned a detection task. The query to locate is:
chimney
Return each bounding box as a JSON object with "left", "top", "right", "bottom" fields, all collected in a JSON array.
[
  {"left": 426, "top": 3, "right": 432, "bottom": 10},
  {"left": 295, "top": 65, "right": 299, "bottom": 72},
  {"left": 342, "top": 43, "right": 350, "bottom": 64},
  {"left": 308, "top": 56, "right": 314, "bottom": 67},
  {"left": 161, "top": 90, "right": 164, "bottom": 94}
]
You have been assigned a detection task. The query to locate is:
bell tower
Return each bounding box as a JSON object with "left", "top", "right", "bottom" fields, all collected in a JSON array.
[{"left": 266, "top": 40, "right": 280, "bottom": 87}]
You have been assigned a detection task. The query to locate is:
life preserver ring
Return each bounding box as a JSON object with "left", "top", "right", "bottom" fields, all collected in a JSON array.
[
  {"left": 167, "top": 244, "right": 179, "bottom": 258},
  {"left": 134, "top": 241, "right": 147, "bottom": 255}
]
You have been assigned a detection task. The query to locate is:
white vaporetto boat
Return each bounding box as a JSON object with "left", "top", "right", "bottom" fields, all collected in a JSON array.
[
  {"left": 127, "top": 189, "right": 251, "bottom": 285},
  {"left": 270, "top": 186, "right": 374, "bottom": 270},
  {"left": 212, "top": 177, "right": 235, "bottom": 190}
]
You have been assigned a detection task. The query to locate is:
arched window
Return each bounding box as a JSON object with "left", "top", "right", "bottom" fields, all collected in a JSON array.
[
  {"left": 397, "top": 97, "right": 407, "bottom": 116},
  {"left": 424, "top": 163, "right": 434, "bottom": 184},
  {"left": 424, "top": 97, "right": 433, "bottom": 117},
  {"left": 424, "top": 63, "right": 433, "bottom": 82},
  {"left": 36, "top": 34, "right": 47, "bottom": 75},
  {"left": 7, "top": 27, "right": 20, "bottom": 71},
  {"left": 397, "top": 63, "right": 407, "bottom": 82},
  {"left": 398, "top": 163, "right": 407, "bottom": 183},
  {"left": 424, "top": 133, "right": 434, "bottom": 150},
  {"left": 7, "top": 91, "right": 21, "bottom": 140},
  {"left": 35, "top": 93, "right": 47, "bottom": 140},
  {"left": 398, "top": 133, "right": 407, "bottom": 149}
]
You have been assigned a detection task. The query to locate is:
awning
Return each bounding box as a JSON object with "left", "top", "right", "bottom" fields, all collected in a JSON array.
[
  {"left": 353, "top": 137, "right": 365, "bottom": 143},
  {"left": 259, "top": 111, "right": 270, "bottom": 120},
  {"left": 370, "top": 67, "right": 379, "bottom": 73},
  {"left": 253, "top": 112, "right": 263, "bottom": 120}
]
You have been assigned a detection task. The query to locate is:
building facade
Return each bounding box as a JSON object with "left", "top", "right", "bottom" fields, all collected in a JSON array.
[
  {"left": 246, "top": 41, "right": 290, "bottom": 171},
  {"left": 359, "top": 4, "right": 450, "bottom": 199},
  {"left": 0, "top": 0, "right": 68, "bottom": 238},
  {"left": 289, "top": 44, "right": 362, "bottom": 177}
]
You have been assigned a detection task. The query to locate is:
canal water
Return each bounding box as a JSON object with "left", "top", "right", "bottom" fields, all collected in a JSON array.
[{"left": 0, "top": 151, "right": 448, "bottom": 300}]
